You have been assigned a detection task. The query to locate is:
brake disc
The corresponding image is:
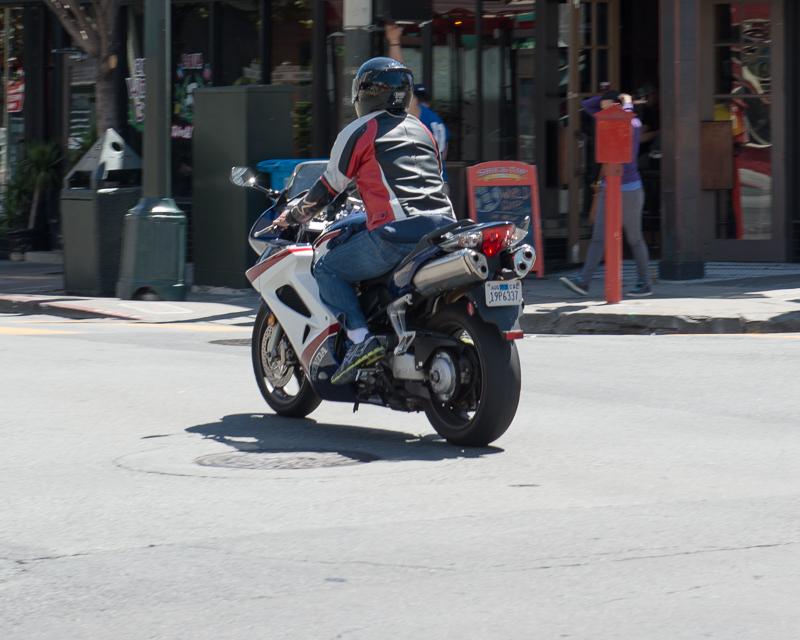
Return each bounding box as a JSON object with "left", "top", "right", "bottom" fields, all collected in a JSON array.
[{"left": 261, "top": 321, "right": 295, "bottom": 388}]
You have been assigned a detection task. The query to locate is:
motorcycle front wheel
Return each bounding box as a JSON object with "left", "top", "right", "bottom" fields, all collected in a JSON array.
[
  {"left": 423, "top": 303, "right": 521, "bottom": 447},
  {"left": 252, "top": 303, "right": 321, "bottom": 418}
]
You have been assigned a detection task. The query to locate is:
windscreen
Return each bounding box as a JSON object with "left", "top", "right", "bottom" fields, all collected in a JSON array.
[{"left": 286, "top": 161, "right": 328, "bottom": 198}]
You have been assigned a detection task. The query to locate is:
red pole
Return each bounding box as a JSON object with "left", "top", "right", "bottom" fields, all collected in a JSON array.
[{"left": 604, "top": 164, "right": 623, "bottom": 304}]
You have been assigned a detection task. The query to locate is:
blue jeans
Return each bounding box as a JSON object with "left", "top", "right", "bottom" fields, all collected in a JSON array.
[{"left": 314, "top": 229, "right": 417, "bottom": 331}]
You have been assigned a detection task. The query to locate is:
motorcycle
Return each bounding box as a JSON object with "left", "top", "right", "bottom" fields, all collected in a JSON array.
[{"left": 230, "top": 161, "right": 535, "bottom": 446}]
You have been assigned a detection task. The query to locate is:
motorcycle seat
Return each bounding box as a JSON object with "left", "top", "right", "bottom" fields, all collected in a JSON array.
[
  {"left": 358, "top": 270, "right": 395, "bottom": 290},
  {"left": 395, "top": 218, "right": 475, "bottom": 271}
]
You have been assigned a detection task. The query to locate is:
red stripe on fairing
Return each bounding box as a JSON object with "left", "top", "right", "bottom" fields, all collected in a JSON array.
[
  {"left": 245, "top": 247, "right": 313, "bottom": 283},
  {"left": 300, "top": 323, "right": 341, "bottom": 369},
  {"left": 313, "top": 228, "right": 342, "bottom": 248}
]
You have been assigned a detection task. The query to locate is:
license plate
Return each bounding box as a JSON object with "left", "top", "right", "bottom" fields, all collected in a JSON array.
[{"left": 484, "top": 280, "right": 522, "bottom": 307}]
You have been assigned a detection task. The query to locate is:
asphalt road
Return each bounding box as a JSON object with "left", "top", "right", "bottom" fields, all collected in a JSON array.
[{"left": 1, "top": 313, "right": 799, "bottom": 639}]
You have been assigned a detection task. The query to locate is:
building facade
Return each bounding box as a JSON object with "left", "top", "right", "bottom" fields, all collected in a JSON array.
[{"left": 0, "top": 0, "right": 797, "bottom": 271}]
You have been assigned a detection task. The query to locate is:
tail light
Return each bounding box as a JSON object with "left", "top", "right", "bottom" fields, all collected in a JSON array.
[{"left": 481, "top": 224, "right": 515, "bottom": 257}]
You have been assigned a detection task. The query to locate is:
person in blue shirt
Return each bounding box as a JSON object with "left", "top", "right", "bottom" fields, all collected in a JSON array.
[
  {"left": 413, "top": 84, "right": 449, "bottom": 187},
  {"left": 560, "top": 89, "right": 653, "bottom": 298}
]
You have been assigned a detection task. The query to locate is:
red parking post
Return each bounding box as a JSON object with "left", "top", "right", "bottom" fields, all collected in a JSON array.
[
  {"left": 604, "top": 164, "right": 623, "bottom": 304},
  {"left": 593, "top": 104, "right": 634, "bottom": 305}
]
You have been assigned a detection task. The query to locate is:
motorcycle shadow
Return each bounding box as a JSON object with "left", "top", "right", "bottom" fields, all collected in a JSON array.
[{"left": 185, "top": 413, "right": 503, "bottom": 462}]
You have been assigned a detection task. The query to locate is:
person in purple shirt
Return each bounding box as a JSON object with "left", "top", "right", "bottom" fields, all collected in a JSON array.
[{"left": 560, "top": 90, "right": 653, "bottom": 297}]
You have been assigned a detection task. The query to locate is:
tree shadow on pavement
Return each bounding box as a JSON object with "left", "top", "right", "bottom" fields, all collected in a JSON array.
[{"left": 184, "top": 413, "right": 502, "bottom": 462}]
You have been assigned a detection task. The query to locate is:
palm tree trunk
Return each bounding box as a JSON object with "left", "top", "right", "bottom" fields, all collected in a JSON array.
[
  {"left": 95, "top": 68, "right": 121, "bottom": 136},
  {"left": 28, "top": 179, "right": 41, "bottom": 230}
]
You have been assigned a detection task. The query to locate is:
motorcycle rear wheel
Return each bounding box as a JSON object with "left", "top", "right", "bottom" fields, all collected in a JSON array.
[
  {"left": 423, "top": 303, "right": 521, "bottom": 447},
  {"left": 252, "top": 303, "right": 321, "bottom": 418}
]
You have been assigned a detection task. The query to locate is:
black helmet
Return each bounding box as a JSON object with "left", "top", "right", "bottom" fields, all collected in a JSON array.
[{"left": 351, "top": 57, "right": 413, "bottom": 118}]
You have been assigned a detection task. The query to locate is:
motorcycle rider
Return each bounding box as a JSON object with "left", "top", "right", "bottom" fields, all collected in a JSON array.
[{"left": 273, "top": 57, "right": 455, "bottom": 385}]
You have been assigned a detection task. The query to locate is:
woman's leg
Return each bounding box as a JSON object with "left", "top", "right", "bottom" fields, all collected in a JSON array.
[
  {"left": 580, "top": 193, "right": 606, "bottom": 286},
  {"left": 621, "top": 188, "right": 651, "bottom": 285}
]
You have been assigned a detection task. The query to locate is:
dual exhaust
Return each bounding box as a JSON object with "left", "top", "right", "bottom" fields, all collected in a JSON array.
[
  {"left": 508, "top": 245, "right": 536, "bottom": 278},
  {"left": 412, "top": 244, "right": 536, "bottom": 296}
]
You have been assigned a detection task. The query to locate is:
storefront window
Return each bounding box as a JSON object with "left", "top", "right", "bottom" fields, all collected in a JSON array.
[
  {"left": 173, "top": 3, "right": 211, "bottom": 198},
  {"left": 713, "top": 1, "right": 772, "bottom": 240},
  {"left": 1, "top": 9, "right": 25, "bottom": 197},
  {"left": 410, "top": 2, "right": 535, "bottom": 163}
]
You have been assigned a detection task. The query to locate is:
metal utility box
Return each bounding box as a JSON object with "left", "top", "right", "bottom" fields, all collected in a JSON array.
[
  {"left": 192, "top": 85, "right": 294, "bottom": 288},
  {"left": 60, "top": 129, "right": 142, "bottom": 296},
  {"left": 594, "top": 104, "right": 634, "bottom": 165}
]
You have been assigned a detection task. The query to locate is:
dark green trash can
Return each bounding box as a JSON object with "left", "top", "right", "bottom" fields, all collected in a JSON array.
[{"left": 60, "top": 129, "right": 142, "bottom": 296}]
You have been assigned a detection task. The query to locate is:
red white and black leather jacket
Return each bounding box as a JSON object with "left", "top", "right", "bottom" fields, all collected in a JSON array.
[{"left": 287, "top": 110, "right": 454, "bottom": 231}]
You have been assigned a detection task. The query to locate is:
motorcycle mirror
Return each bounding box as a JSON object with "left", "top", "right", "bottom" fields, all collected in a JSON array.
[{"left": 230, "top": 166, "right": 257, "bottom": 188}]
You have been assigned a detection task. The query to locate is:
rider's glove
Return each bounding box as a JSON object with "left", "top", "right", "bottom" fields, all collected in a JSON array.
[{"left": 286, "top": 177, "right": 337, "bottom": 224}]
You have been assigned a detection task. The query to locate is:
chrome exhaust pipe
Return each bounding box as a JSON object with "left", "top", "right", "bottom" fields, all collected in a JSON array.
[
  {"left": 510, "top": 244, "right": 536, "bottom": 278},
  {"left": 412, "top": 249, "right": 489, "bottom": 296}
]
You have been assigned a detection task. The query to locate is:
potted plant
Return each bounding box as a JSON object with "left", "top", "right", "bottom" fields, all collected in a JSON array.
[
  {"left": 22, "top": 142, "right": 62, "bottom": 231},
  {"left": 0, "top": 142, "right": 62, "bottom": 258}
]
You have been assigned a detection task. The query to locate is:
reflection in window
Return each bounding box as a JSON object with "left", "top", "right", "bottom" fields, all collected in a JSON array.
[
  {"left": 579, "top": 49, "right": 592, "bottom": 93},
  {"left": 713, "top": 2, "right": 771, "bottom": 240},
  {"left": 596, "top": 2, "right": 608, "bottom": 46}
]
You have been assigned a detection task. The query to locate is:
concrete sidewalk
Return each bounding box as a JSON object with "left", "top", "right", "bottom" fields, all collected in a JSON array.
[
  {"left": 0, "top": 261, "right": 257, "bottom": 325},
  {"left": 522, "top": 263, "right": 800, "bottom": 334},
  {"left": 1, "top": 259, "right": 799, "bottom": 333}
]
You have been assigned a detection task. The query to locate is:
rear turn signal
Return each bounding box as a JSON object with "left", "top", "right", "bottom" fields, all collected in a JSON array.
[{"left": 481, "top": 224, "right": 515, "bottom": 257}]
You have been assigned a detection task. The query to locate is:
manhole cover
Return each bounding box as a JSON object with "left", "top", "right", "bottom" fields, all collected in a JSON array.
[
  {"left": 194, "top": 449, "right": 379, "bottom": 470},
  {"left": 209, "top": 339, "right": 250, "bottom": 347}
]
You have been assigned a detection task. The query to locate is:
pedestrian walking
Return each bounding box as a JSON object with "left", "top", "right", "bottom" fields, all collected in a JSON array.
[{"left": 561, "top": 90, "right": 653, "bottom": 298}]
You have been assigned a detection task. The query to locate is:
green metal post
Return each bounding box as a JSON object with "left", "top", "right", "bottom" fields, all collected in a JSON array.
[
  {"left": 117, "top": 0, "right": 187, "bottom": 301},
  {"left": 341, "top": 0, "right": 372, "bottom": 128},
  {"left": 143, "top": 0, "right": 170, "bottom": 198}
]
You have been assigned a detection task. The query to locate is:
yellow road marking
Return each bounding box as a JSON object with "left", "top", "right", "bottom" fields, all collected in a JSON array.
[
  {"left": 0, "top": 326, "right": 78, "bottom": 336},
  {"left": 0, "top": 320, "right": 249, "bottom": 333},
  {"left": 662, "top": 333, "right": 800, "bottom": 340}
]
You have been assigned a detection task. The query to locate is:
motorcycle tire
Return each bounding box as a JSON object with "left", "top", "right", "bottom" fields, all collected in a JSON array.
[
  {"left": 252, "top": 303, "right": 322, "bottom": 418},
  {"left": 423, "top": 303, "right": 521, "bottom": 447}
]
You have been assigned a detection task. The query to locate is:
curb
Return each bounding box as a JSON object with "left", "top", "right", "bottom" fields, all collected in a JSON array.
[
  {"left": 520, "top": 309, "right": 800, "bottom": 335},
  {"left": 4, "top": 293, "right": 800, "bottom": 335},
  {"left": 0, "top": 296, "right": 139, "bottom": 321}
]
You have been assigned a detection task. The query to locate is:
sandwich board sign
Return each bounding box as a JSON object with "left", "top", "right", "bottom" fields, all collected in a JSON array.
[{"left": 466, "top": 160, "right": 544, "bottom": 278}]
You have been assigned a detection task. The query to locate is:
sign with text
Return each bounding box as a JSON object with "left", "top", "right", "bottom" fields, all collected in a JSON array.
[
  {"left": 7, "top": 78, "right": 24, "bottom": 113},
  {"left": 466, "top": 161, "right": 544, "bottom": 278},
  {"left": 173, "top": 52, "right": 212, "bottom": 140},
  {"left": 126, "top": 58, "right": 146, "bottom": 132}
]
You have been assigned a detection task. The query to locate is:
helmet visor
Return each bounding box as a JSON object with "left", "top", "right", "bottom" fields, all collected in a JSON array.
[{"left": 352, "top": 69, "right": 413, "bottom": 105}]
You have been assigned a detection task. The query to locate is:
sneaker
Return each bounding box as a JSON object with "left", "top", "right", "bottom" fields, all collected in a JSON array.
[
  {"left": 628, "top": 282, "right": 653, "bottom": 297},
  {"left": 559, "top": 276, "right": 589, "bottom": 296},
  {"left": 331, "top": 335, "right": 386, "bottom": 385}
]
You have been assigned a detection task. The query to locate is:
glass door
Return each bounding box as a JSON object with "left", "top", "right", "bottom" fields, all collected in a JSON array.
[{"left": 702, "top": 0, "right": 785, "bottom": 260}]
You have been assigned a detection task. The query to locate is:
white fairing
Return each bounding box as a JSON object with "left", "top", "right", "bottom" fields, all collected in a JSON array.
[{"left": 246, "top": 243, "right": 337, "bottom": 370}]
